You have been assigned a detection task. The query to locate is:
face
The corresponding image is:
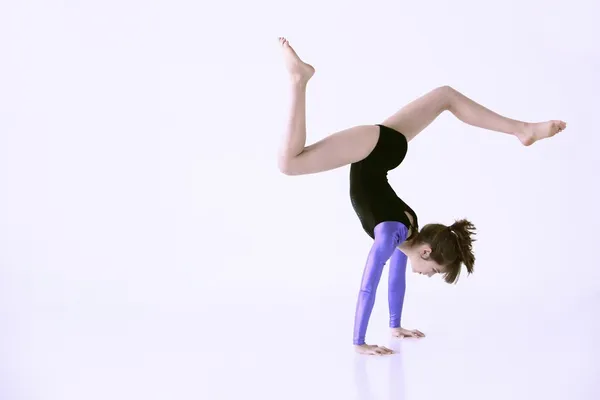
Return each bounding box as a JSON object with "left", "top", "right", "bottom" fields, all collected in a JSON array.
[{"left": 409, "top": 245, "right": 445, "bottom": 278}]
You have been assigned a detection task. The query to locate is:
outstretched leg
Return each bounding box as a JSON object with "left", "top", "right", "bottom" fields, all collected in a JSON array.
[
  {"left": 277, "top": 37, "right": 380, "bottom": 176},
  {"left": 381, "top": 86, "right": 567, "bottom": 146}
]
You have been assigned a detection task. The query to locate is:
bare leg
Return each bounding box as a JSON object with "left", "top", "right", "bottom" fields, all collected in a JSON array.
[
  {"left": 277, "top": 38, "right": 379, "bottom": 176},
  {"left": 382, "top": 86, "right": 567, "bottom": 146}
]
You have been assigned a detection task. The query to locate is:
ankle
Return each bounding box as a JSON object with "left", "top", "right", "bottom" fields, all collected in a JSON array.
[
  {"left": 290, "top": 76, "right": 308, "bottom": 88},
  {"left": 516, "top": 121, "right": 530, "bottom": 137}
]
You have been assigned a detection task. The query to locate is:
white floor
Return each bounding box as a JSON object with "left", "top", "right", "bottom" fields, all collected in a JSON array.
[{"left": 3, "top": 288, "right": 599, "bottom": 400}]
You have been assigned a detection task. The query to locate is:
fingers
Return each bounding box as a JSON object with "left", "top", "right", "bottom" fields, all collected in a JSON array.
[
  {"left": 374, "top": 346, "right": 394, "bottom": 355},
  {"left": 366, "top": 345, "right": 394, "bottom": 355},
  {"left": 395, "top": 330, "right": 425, "bottom": 338},
  {"left": 391, "top": 327, "right": 426, "bottom": 339},
  {"left": 356, "top": 344, "right": 394, "bottom": 356},
  {"left": 404, "top": 329, "right": 425, "bottom": 338}
]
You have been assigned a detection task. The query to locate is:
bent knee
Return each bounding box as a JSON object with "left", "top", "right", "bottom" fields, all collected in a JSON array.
[
  {"left": 436, "top": 85, "right": 455, "bottom": 94},
  {"left": 277, "top": 158, "right": 298, "bottom": 176},
  {"left": 433, "top": 85, "right": 457, "bottom": 111},
  {"left": 434, "top": 85, "right": 457, "bottom": 102}
]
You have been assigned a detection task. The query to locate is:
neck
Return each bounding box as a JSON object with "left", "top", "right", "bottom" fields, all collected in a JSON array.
[{"left": 397, "top": 238, "right": 416, "bottom": 256}]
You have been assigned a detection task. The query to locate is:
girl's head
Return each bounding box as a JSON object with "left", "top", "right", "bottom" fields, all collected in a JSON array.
[{"left": 407, "top": 219, "right": 476, "bottom": 284}]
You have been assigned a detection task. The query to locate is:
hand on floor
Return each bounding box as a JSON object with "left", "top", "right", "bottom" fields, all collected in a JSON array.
[
  {"left": 391, "top": 327, "right": 425, "bottom": 338},
  {"left": 354, "top": 344, "right": 394, "bottom": 356}
]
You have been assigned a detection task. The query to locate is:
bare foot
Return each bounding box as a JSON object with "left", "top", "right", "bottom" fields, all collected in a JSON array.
[
  {"left": 519, "top": 120, "right": 567, "bottom": 146},
  {"left": 278, "top": 37, "right": 315, "bottom": 84}
]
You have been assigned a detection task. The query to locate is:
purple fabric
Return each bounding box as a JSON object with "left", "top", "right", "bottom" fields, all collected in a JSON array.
[{"left": 353, "top": 221, "right": 408, "bottom": 345}]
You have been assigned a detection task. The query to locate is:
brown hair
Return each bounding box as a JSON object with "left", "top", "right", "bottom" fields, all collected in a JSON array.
[{"left": 413, "top": 219, "right": 476, "bottom": 284}]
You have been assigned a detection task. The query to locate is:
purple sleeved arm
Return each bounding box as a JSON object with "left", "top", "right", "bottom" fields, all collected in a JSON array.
[
  {"left": 388, "top": 248, "right": 408, "bottom": 328},
  {"left": 353, "top": 222, "right": 408, "bottom": 345}
]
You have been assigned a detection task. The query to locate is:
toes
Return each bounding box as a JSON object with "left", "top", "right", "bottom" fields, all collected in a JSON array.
[
  {"left": 375, "top": 347, "right": 392, "bottom": 355},
  {"left": 551, "top": 121, "right": 562, "bottom": 134}
]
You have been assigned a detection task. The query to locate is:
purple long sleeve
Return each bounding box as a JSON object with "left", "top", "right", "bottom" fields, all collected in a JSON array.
[
  {"left": 353, "top": 221, "right": 408, "bottom": 345},
  {"left": 388, "top": 247, "right": 407, "bottom": 328}
]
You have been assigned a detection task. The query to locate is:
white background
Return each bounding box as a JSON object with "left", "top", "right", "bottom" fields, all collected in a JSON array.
[{"left": 1, "top": 1, "right": 599, "bottom": 399}]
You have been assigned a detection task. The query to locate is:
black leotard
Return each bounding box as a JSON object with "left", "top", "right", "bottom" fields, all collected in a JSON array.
[{"left": 349, "top": 124, "right": 419, "bottom": 240}]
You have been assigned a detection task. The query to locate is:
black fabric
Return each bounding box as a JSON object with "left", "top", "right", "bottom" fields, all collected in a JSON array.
[{"left": 349, "top": 124, "right": 419, "bottom": 240}]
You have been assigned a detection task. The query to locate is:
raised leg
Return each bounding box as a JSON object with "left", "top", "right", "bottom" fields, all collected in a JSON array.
[
  {"left": 382, "top": 86, "right": 567, "bottom": 146},
  {"left": 277, "top": 37, "right": 379, "bottom": 176}
]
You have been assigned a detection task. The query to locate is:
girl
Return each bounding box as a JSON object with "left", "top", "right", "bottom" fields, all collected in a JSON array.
[{"left": 276, "top": 37, "right": 566, "bottom": 355}]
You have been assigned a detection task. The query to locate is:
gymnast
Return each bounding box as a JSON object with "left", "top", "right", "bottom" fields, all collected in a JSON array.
[{"left": 276, "top": 37, "right": 567, "bottom": 355}]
